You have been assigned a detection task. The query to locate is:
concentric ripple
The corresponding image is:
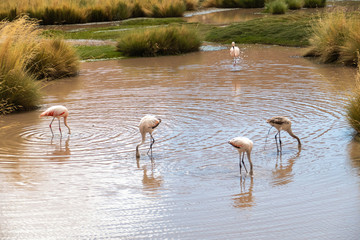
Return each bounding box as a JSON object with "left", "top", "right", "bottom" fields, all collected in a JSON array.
[{"left": 0, "top": 45, "right": 359, "bottom": 239}]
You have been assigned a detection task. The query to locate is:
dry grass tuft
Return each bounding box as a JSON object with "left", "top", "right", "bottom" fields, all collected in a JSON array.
[
  {"left": 0, "top": 16, "right": 79, "bottom": 114},
  {"left": 0, "top": 0, "right": 195, "bottom": 24},
  {"left": 347, "top": 60, "right": 360, "bottom": 134},
  {"left": 305, "top": 8, "right": 360, "bottom": 66},
  {"left": 117, "top": 25, "right": 201, "bottom": 57}
]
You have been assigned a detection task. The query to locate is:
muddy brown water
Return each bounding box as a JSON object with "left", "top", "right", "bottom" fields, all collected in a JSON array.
[{"left": 1, "top": 45, "right": 360, "bottom": 239}]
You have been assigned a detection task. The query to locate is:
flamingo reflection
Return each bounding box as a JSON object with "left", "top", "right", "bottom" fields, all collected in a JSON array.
[
  {"left": 232, "top": 176, "right": 255, "bottom": 208},
  {"left": 271, "top": 150, "right": 300, "bottom": 186},
  {"left": 49, "top": 136, "right": 71, "bottom": 162}
]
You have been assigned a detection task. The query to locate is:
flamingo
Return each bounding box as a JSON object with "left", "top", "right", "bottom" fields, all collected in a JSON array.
[
  {"left": 266, "top": 116, "right": 301, "bottom": 153},
  {"left": 229, "top": 137, "right": 254, "bottom": 175},
  {"left": 40, "top": 105, "right": 71, "bottom": 136},
  {"left": 230, "top": 41, "right": 240, "bottom": 66},
  {"left": 136, "top": 115, "right": 161, "bottom": 158}
]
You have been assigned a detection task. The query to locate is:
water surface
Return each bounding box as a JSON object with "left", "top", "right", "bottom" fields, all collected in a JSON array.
[{"left": 0, "top": 45, "right": 359, "bottom": 239}]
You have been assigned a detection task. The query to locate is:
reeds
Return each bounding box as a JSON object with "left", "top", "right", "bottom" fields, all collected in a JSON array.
[
  {"left": 305, "top": 8, "right": 360, "bottom": 66},
  {"left": 0, "top": 0, "right": 196, "bottom": 25},
  {"left": 347, "top": 61, "right": 360, "bottom": 134},
  {"left": 116, "top": 25, "right": 201, "bottom": 57},
  {"left": 26, "top": 38, "right": 80, "bottom": 80},
  {"left": 0, "top": 16, "right": 79, "bottom": 114},
  {"left": 0, "top": 17, "right": 42, "bottom": 111}
]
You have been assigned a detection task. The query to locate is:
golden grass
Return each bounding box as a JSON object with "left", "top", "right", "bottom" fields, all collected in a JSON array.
[
  {"left": 0, "top": 16, "right": 79, "bottom": 114},
  {"left": 117, "top": 25, "right": 201, "bottom": 57},
  {"left": 340, "top": 18, "right": 360, "bottom": 66},
  {"left": 0, "top": 0, "right": 197, "bottom": 24},
  {"left": 0, "top": 16, "right": 42, "bottom": 111},
  {"left": 347, "top": 61, "right": 360, "bottom": 134},
  {"left": 305, "top": 8, "right": 360, "bottom": 66}
]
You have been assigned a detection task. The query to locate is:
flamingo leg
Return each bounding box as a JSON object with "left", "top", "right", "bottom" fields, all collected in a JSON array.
[
  {"left": 239, "top": 154, "right": 242, "bottom": 175},
  {"left": 58, "top": 118, "right": 62, "bottom": 136},
  {"left": 147, "top": 134, "right": 155, "bottom": 156},
  {"left": 279, "top": 131, "right": 282, "bottom": 152},
  {"left": 242, "top": 152, "right": 248, "bottom": 173},
  {"left": 49, "top": 117, "right": 56, "bottom": 136},
  {"left": 275, "top": 132, "right": 280, "bottom": 153}
]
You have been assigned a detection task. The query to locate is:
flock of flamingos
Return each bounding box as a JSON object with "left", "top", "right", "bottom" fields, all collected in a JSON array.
[{"left": 39, "top": 42, "right": 302, "bottom": 176}]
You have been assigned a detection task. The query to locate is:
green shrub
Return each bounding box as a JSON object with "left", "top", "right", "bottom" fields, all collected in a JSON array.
[
  {"left": 266, "top": 0, "right": 288, "bottom": 14},
  {"left": 286, "top": 0, "right": 303, "bottom": 9},
  {"left": 117, "top": 25, "right": 201, "bottom": 57},
  {"left": 303, "top": 0, "right": 326, "bottom": 8}
]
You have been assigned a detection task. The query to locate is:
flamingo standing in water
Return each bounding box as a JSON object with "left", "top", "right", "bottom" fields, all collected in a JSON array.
[
  {"left": 266, "top": 116, "right": 301, "bottom": 153},
  {"left": 230, "top": 41, "right": 240, "bottom": 66},
  {"left": 136, "top": 115, "right": 161, "bottom": 158},
  {"left": 40, "top": 105, "right": 71, "bottom": 136},
  {"left": 229, "top": 137, "right": 254, "bottom": 175}
]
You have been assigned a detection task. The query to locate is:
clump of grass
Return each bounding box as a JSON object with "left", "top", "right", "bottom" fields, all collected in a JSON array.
[
  {"left": 0, "top": 16, "right": 79, "bottom": 114},
  {"left": 26, "top": 38, "right": 80, "bottom": 80},
  {"left": 147, "top": 0, "right": 186, "bottom": 17},
  {"left": 305, "top": 8, "right": 360, "bottom": 65},
  {"left": 266, "top": 0, "right": 288, "bottom": 14},
  {"left": 117, "top": 25, "right": 201, "bottom": 57},
  {"left": 340, "top": 19, "right": 360, "bottom": 66},
  {"left": 0, "top": 43, "right": 42, "bottom": 111},
  {"left": 303, "top": 0, "right": 326, "bottom": 8},
  {"left": 0, "top": 16, "right": 42, "bottom": 112},
  {"left": 347, "top": 61, "right": 360, "bottom": 134},
  {"left": 286, "top": 0, "right": 303, "bottom": 9}
]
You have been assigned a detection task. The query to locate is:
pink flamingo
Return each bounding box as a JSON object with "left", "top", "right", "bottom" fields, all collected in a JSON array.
[
  {"left": 136, "top": 115, "right": 161, "bottom": 158},
  {"left": 266, "top": 116, "right": 301, "bottom": 153},
  {"left": 40, "top": 105, "right": 71, "bottom": 136},
  {"left": 229, "top": 137, "right": 254, "bottom": 175},
  {"left": 230, "top": 41, "right": 240, "bottom": 66}
]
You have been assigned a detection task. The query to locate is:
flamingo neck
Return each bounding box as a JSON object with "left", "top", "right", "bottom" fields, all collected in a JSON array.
[
  {"left": 64, "top": 117, "right": 71, "bottom": 134},
  {"left": 287, "top": 129, "right": 301, "bottom": 147},
  {"left": 136, "top": 134, "right": 146, "bottom": 158},
  {"left": 246, "top": 150, "right": 253, "bottom": 175}
]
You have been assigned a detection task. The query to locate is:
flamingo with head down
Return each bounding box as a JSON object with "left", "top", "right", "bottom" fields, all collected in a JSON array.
[
  {"left": 40, "top": 105, "right": 71, "bottom": 136},
  {"left": 136, "top": 115, "right": 161, "bottom": 158}
]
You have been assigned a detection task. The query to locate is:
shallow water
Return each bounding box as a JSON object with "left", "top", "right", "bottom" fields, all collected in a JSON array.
[{"left": 1, "top": 45, "right": 360, "bottom": 239}]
